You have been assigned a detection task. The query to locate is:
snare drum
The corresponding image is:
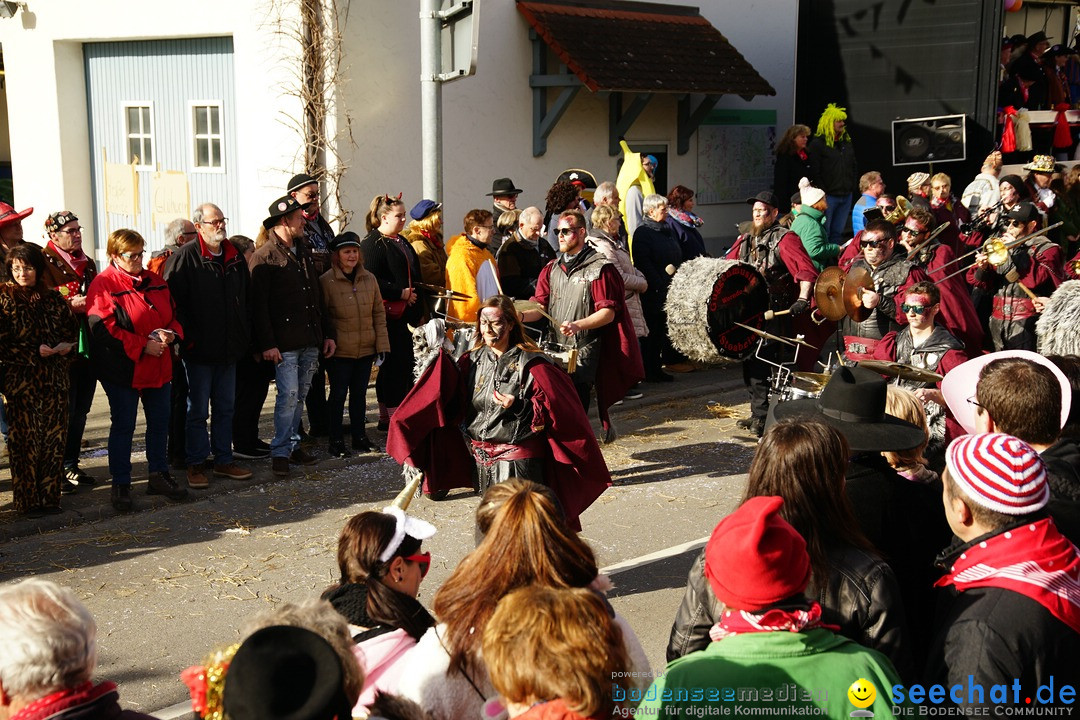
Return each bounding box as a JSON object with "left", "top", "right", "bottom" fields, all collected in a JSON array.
[{"left": 778, "top": 376, "right": 824, "bottom": 403}]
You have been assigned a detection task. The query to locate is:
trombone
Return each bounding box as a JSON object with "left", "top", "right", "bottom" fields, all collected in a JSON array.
[
  {"left": 931, "top": 222, "right": 1062, "bottom": 285},
  {"left": 904, "top": 222, "right": 952, "bottom": 261}
]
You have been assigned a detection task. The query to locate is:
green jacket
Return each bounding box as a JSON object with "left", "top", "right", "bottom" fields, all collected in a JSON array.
[
  {"left": 636, "top": 629, "right": 908, "bottom": 719},
  {"left": 790, "top": 205, "right": 839, "bottom": 271}
]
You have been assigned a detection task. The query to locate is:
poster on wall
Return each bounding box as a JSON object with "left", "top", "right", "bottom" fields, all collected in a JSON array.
[
  {"left": 152, "top": 171, "right": 191, "bottom": 227},
  {"left": 103, "top": 152, "right": 139, "bottom": 217},
  {"left": 696, "top": 109, "right": 776, "bottom": 205}
]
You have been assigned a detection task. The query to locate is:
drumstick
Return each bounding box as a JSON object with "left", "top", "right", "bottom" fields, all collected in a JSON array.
[
  {"left": 1003, "top": 269, "right": 1039, "bottom": 302},
  {"left": 666, "top": 264, "right": 677, "bottom": 275},
  {"left": 763, "top": 309, "right": 792, "bottom": 321}
]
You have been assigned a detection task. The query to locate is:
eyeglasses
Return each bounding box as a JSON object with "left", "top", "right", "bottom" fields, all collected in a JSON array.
[
  {"left": 118, "top": 251, "right": 144, "bottom": 260},
  {"left": 901, "top": 303, "right": 931, "bottom": 315},
  {"left": 860, "top": 239, "right": 887, "bottom": 249},
  {"left": 1006, "top": 219, "right": 1027, "bottom": 228},
  {"left": 58, "top": 227, "right": 83, "bottom": 235},
  {"left": 556, "top": 227, "right": 579, "bottom": 236},
  {"left": 882, "top": 205, "right": 897, "bottom": 213},
  {"left": 900, "top": 226, "right": 926, "bottom": 236},
  {"left": 199, "top": 218, "right": 228, "bottom": 227},
  {"left": 966, "top": 396, "right": 984, "bottom": 412},
  {"left": 402, "top": 552, "right": 431, "bottom": 578},
  {"left": 180, "top": 230, "right": 198, "bottom": 237}
]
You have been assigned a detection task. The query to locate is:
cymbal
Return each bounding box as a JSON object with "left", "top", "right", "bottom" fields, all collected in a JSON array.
[
  {"left": 416, "top": 282, "right": 471, "bottom": 300},
  {"left": 734, "top": 322, "right": 815, "bottom": 349},
  {"left": 814, "top": 267, "right": 847, "bottom": 322},
  {"left": 858, "top": 359, "right": 943, "bottom": 384},
  {"left": 792, "top": 371, "right": 831, "bottom": 391},
  {"left": 843, "top": 266, "right": 874, "bottom": 323}
]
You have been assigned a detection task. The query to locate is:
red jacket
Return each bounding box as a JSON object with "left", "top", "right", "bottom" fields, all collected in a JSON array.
[{"left": 87, "top": 263, "right": 183, "bottom": 389}]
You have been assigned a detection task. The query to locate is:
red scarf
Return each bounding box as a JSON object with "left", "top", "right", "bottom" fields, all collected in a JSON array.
[
  {"left": 13, "top": 682, "right": 118, "bottom": 720},
  {"left": 935, "top": 518, "right": 1080, "bottom": 633},
  {"left": 709, "top": 601, "right": 833, "bottom": 640}
]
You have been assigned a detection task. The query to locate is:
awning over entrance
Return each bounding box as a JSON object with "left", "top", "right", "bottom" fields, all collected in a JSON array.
[{"left": 517, "top": 0, "right": 776, "bottom": 155}]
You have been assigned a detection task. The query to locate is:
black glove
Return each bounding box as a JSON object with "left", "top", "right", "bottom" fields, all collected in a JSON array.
[{"left": 788, "top": 298, "right": 810, "bottom": 317}]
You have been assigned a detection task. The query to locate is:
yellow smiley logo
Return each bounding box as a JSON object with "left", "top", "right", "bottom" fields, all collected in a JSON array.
[{"left": 848, "top": 679, "right": 876, "bottom": 709}]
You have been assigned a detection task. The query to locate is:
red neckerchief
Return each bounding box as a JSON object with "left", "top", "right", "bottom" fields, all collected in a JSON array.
[
  {"left": 935, "top": 517, "right": 1080, "bottom": 633},
  {"left": 797, "top": 149, "right": 808, "bottom": 161},
  {"left": 419, "top": 227, "right": 443, "bottom": 249},
  {"left": 13, "top": 681, "right": 118, "bottom": 720},
  {"left": 47, "top": 239, "right": 88, "bottom": 277},
  {"left": 709, "top": 601, "right": 834, "bottom": 640}
]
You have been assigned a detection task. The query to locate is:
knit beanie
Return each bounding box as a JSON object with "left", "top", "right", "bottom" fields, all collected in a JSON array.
[
  {"left": 704, "top": 496, "right": 811, "bottom": 611},
  {"left": 945, "top": 433, "right": 1049, "bottom": 515},
  {"left": 907, "top": 172, "right": 930, "bottom": 194},
  {"left": 798, "top": 178, "right": 825, "bottom": 207}
]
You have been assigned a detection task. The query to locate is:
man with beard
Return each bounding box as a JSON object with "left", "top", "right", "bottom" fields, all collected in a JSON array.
[
  {"left": 41, "top": 211, "right": 98, "bottom": 493},
  {"left": 386, "top": 295, "right": 611, "bottom": 528},
  {"left": 288, "top": 174, "right": 334, "bottom": 436},
  {"left": 841, "top": 218, "right": 928, "bottom": 362},
  {"left": 523, "top": 209, "right": 642, "bottom": 441},
  {"left": 164, "top": 203, "right": 253, "bottom": 489},
  {"left": 725, "top": 191, "right": 817, "bottom": 435},
  {"left": 250, "top": 195, "right": 334, "bottom": 476},
  {"left": 968, "top": 202, "right": 1064, "bottom": 351}
]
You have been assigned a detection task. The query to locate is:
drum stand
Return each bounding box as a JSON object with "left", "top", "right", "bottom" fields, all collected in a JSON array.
[{"left": 748, "top": 337, "right": 804, "bottom": 402}]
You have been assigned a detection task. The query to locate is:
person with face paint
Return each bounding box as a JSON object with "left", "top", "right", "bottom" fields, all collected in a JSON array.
[
  {"left": 872, "top": 282, "right": 970, "bottom": 461},
  {"left": 386, "top": 295, "right": 611, "bottom": 530}
]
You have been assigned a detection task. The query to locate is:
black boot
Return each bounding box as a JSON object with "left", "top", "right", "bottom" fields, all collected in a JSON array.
[
  {"left": 147, "top": 471, "right": 188, "bottom": 501},
  {"left": 111, "top": 483, "right": 133, "bottom": 512}
]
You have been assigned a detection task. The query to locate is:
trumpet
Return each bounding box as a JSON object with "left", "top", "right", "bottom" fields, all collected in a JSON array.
[{"left": 884, "top": 196, "right": 911, "bottom": 225}]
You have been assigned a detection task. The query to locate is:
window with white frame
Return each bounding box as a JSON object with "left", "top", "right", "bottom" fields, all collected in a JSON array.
[
  {"left": 124, "top": 103, "right": 154, "bottom": 169},
  {"left": 191, "top": 102, "right": 224, "bottom": 170}
]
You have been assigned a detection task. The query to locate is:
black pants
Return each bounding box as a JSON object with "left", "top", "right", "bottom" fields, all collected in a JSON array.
[
  {"left": 233, "top": 354, "right": 274, "bottom": 450},
  {"left": 167, "top": 358, "right": 188, "bottom": 464},
  {"left": 304, "top": 359, "right": 329, "bottom": 434},
  {"left": 64, "top": 359, "right": 97, "bottom": 469},
  {"left": 376, "top": 321, "right": 416, "bottom": 409},
  {"left": 326, "top": 355, "right": 375, "bottom": 443},
  {"left": 640, "top": 301, "right": 669, "bottom": 377}
]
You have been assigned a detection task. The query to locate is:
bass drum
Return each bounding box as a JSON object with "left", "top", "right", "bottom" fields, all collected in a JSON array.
[{"left": 665, "top": 257, "right": 769, "bottom": 363}]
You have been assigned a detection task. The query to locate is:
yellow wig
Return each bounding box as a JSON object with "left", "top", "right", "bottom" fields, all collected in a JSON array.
[{"left": 815, "top": 103, "right": 851, "bottom": 147}]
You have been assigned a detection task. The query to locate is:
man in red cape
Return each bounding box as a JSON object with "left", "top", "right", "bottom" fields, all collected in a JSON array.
[{"left": 387, "top": 297, "right": 612, "bottom": 531}]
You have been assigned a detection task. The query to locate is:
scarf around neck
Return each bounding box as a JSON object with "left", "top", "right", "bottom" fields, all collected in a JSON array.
[
  {"left": 935, "top": 517, "right": 1080, "bottom": 633},
  {"left": 669, "top": 207, "right": 704, "bottom": 229},
  {"left": 323, "top": 581, "right": 435, "bottom": 641},
  {"left": 709, "top": 601, "right": 832, "bottom": 641}
]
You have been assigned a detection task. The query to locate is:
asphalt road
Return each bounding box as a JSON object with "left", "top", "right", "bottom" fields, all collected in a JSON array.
[{"left": 0, "top": 364, "right": 758, "bottom": 715}]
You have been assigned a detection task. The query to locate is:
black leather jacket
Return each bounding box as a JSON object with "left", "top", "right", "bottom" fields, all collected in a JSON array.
[{"left": 666, "top": 542, "right": 913, "bottom": 680}]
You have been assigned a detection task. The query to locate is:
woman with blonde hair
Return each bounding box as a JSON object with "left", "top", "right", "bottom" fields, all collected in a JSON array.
[
  {"left": 87, "top": 228, "right": 187, "bottom": 511},
  {"left": 402, "top": 199, "right": 446, "bottom": 289},
  {"left": 883, "top": 385, "right": 936, "bottom": 484},
  {"left": 395, "top": 481, "right": 649, "bottom": 719},
  {"left": 483, "top": 586, "right": 629, "bottom": 720}
]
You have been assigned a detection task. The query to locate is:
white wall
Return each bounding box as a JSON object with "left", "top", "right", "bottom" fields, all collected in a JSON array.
[
  {"left": 336, "top": 0, "right": 798, "bottom": 249},
  {"left": 0, "top": 0, "right": 304, "bottom": 262},
  {"left": 0, "top": 0, "right": 797, "bottom": 259}
]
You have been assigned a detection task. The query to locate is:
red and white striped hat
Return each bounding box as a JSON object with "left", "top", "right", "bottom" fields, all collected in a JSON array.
[{"left": 945, "top": 433, "right": 1049, "bottom": 515}]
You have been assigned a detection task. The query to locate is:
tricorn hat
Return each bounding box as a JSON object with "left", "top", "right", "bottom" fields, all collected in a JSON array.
[
  {"left": 772, "top": 366, "right": 926, "bottom": 452},
  {"left": 486, "top": 178, "right": 523, "bottom": 197}
]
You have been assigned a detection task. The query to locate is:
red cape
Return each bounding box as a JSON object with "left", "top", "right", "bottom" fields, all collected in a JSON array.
[{"left": 387, "top": 350, "right": 611, "bottom": 530}]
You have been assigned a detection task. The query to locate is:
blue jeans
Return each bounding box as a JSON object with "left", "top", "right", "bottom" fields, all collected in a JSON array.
[
  {"left": 271, "top": 347, "right": 319, "bottom": 458},
  {"left": 825, "top": 193, "right": 854, "bottom": 245},
  {"left": 101, "top": 380, "right": 171, "bottom": 486},
  {"left": 326, "top": 355, "right": 375, "bottom": 443},
  {"left": 184, "top": 361, "right": 237, "bottom": 466}
]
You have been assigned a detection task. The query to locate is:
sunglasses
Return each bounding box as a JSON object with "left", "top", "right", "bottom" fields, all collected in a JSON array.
[
  {"left": 860, "top": 239, "right": 887, "bottom": 249},
  {"left": 402, "top": 552, "right": 431, "bottom": 578},
  {"left": 881, "top": 205, "right": 897, "bottom": 213},
  {"left": 900, "top": 226, "right": 926, "bottom": 236},
  {"left": 1006, "top": 219, "right": 1027, "bottom": 228},
  {"left": 901, "top": 303, "right": 931, "bottom": 315},
  {"left": 556, "top": 227, "right": 579, "bottom": 236}
]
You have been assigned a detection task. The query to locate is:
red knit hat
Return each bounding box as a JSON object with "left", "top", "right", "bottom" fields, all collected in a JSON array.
[
  {"left": 945, "top": 433, "right": 1049, "bottom": 515},
  {"left": 704, "top": 496, "right": 811, "bottom": 611}
]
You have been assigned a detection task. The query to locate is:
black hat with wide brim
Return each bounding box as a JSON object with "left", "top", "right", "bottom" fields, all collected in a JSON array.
[
  {"left": 486, "top": 177, "right": 523, "bottom": 196},
  {"left": 223, "top": 625, "right": 352, "bottom": 720},
  {"left": 772, "top": 366, "right": 926, "bottom": 453}
]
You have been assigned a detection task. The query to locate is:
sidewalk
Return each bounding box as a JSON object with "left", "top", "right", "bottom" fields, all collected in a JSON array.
[{"left": 0, "top": 362, "right": 745, "bottom": 543}]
